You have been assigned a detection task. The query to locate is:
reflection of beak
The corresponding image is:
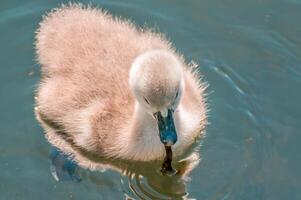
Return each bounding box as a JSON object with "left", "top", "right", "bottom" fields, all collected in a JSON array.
[{"left": 155, "top": 109, "right": 178, "bottom": 146}]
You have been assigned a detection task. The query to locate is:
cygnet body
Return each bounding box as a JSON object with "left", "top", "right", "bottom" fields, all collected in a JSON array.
[{"left": 35, "top": 4, "right": 207, "bottom": 162}]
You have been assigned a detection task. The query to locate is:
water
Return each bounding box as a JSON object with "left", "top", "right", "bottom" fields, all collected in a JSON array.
[{"left": 1, "top": 0, "right": 301, "bottom": 199}]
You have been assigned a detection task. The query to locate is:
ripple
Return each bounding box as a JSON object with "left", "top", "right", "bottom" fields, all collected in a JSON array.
[
  {"left": 212, "top": 64, "right": 247, "bottom": 96},
  {"left": 205, "top": 58, "right": 270, "bottom": 199},
  {"left": 118, "top": 154, "right": 200, "bottom": 200}
]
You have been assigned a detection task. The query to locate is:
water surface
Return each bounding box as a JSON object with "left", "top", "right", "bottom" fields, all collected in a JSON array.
[{"left": 1, "top": 0, "right": 301, "bottom": 199}]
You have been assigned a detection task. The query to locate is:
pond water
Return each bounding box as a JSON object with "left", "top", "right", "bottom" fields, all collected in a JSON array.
[{"left": 1, "top": 0, "right": 301, "bottom": 199}]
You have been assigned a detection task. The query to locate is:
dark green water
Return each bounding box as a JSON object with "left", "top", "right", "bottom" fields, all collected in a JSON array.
[{"left": 1, "top": 0, "right": 301, "bottom": 199}]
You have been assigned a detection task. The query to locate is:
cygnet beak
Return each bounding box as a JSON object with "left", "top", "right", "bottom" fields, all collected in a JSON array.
[{"left": 155, "top": 109, "right": 178, "bottom": 146}]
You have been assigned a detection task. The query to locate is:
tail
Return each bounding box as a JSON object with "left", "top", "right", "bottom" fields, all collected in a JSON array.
[{"left": 35, "top": 3, "right": 109, "bottom": 76}]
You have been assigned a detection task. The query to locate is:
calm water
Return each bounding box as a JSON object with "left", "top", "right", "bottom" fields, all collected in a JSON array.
[{"left": 1, "top": 0, "right": 301, "bottom": 199}]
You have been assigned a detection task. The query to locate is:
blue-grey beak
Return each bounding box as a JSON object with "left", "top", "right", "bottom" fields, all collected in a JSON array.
[{"left": 155, "top": 109, "right": 178, "bottom": 146}]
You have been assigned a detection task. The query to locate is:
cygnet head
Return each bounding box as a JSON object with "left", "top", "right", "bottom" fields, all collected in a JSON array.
[{"left": 129, "top": 49, "right": 185, "bottom": 146}]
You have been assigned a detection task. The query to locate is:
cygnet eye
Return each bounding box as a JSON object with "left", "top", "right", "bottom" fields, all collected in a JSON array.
[
  {"left": 175, "top": 90, "right": 179, "bottom": 100},
  {"left": 143, "top": 96, "right": 150, "bottom": 104}
]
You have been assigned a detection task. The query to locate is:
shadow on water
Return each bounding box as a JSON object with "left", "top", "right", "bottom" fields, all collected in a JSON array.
[{"left": 50, "top": 142, "right": 202, "bottom": 200}]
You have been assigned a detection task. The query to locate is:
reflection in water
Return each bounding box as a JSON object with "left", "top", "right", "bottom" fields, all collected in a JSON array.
[
  {"left": 50, "top": 135, "right": 201, "bottom": 199},
  {"left": 50, "top": 147, "right": 82, "bottom": 182},
  {"left": 38, "top": 101, "right": 203, "bottom": 199},
  {"left": 119, "top": 152, "right": 200, "bottom": 199}
]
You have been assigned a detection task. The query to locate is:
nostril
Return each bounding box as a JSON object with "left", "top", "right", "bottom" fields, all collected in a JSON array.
[{"left": 161, "top": 108, "right": 168, "bottom": 118}]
